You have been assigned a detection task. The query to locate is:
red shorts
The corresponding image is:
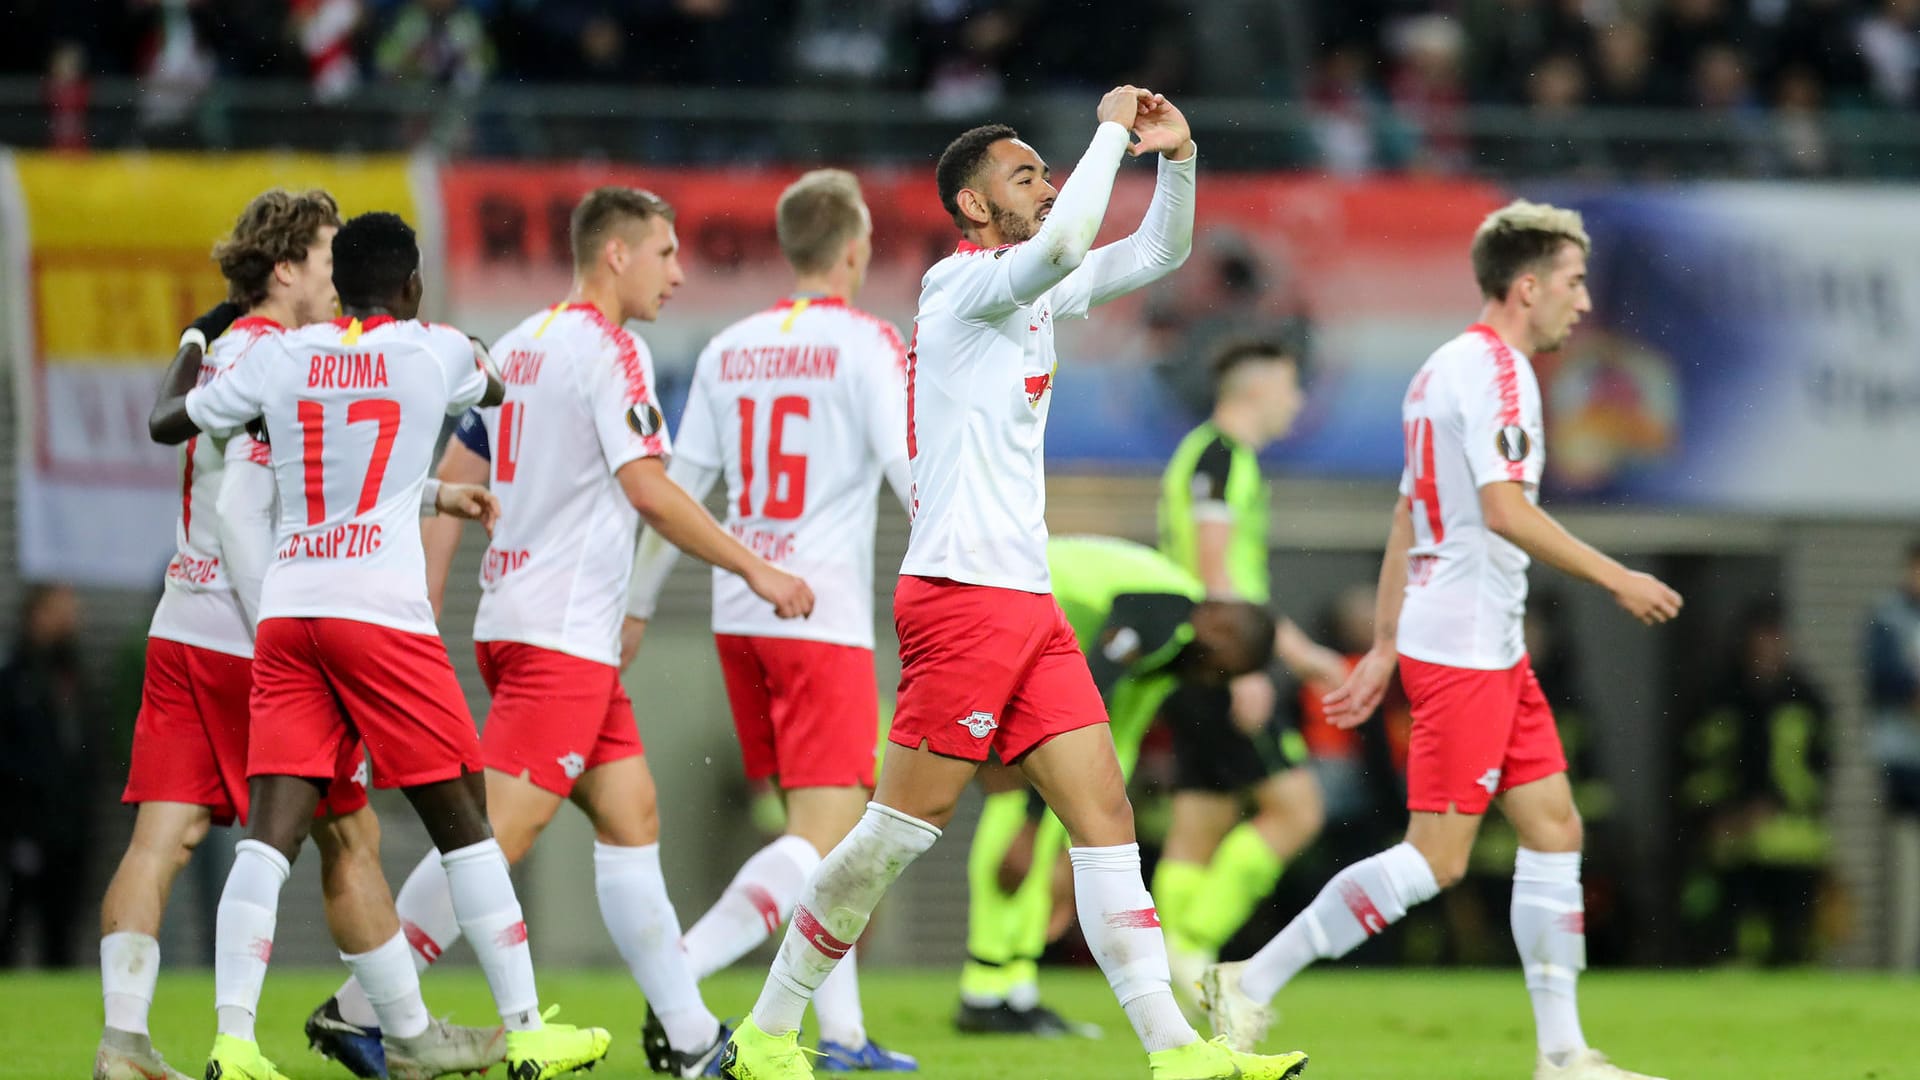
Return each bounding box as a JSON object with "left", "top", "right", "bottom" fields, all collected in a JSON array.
[
  {"left": 889, "top": 576, "right": 1107, "bottom": 764},
  {"left": 475, "top": 641, "right": 643, "bottom": 796},
  {"left": 250, "top": 618, "right": 481, "bottom": 791},
  {"left": 1401, "top": 654, "right": 1567, "bottom": 815},
  {"left": 125, "top": 637, "right": 368, "bottom": 824},
  {"left": 715, "top": 634, "right": 878, "bottom": 789}
]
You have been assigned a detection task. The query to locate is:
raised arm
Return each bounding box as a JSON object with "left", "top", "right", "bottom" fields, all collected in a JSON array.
[{"left": 1057, "top": 98, "right": 1197, "bottom": 312}]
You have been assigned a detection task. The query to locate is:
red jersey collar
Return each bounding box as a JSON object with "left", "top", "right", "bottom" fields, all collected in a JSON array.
[
  {"left": 229, "top": 316, "right": 284, "bottom": 333},
  {"left": 775, "top": 295, "right": 847, "bottom": 309},
  {"left": 330, "top": 314, "right": 397, "bottom": 332},
  {"left": 954, "top": 239, "right": 1018, "bottom": 256}
]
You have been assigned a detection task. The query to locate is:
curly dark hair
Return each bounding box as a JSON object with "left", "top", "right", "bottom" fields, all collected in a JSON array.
[{"left": 211, "top": 189, "right": 342, "bottom": 309}]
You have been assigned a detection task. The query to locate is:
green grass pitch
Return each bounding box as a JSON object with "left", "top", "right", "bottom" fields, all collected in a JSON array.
[{"left": 11, "top": 966, "right": 1914, "bottom": 1079}]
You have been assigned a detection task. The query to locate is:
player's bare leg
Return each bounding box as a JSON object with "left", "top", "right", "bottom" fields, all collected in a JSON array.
[
  {"left": 309, "top": 806, "right": 506, "bottom": 1080},
  {"left": 569, "top": 754, "right": 728, "bottom": 1073},
  {"left": 1019, "top": 726, "right": 1309, "bottom": 1078},
  {"left": 725, "top": 745, "right": 961, "bottom": 1074},
  {"left": 96, "top": 801, "right": 211, "bottom": 1080}
]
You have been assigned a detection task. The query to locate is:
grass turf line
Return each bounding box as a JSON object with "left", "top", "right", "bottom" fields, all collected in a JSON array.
[{"left": 9, "top": 967, "right": 1914, "bottom": 1079}]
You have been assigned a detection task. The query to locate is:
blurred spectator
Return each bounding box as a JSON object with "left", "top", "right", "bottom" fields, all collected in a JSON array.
[
  {"left": 0, "top": 584, "right": 100, "bottom": 968},
  {"left": 1591, "top": 20, "right": 1655, "bottom": 107},
  {"left": 1308, "top": 41, "right": 1411, "bottom": 175},
  {"left": 294, "top": 0, "right": 364, "bottom": 101},
  {"left": 126, "top": 0, "right": 218, "bottom": 143},
  {"left": 1501, "top": 51, "right": 1611, "bottom": 176},
  {"left": 1388, "top": 14, "right": 1470, "bottom": 173},
  {"left": 1684, "top": 41, "right": 1770, "bottom": 175},
  {"left": 1648, "top": 0, "right": 1750, "bottom": 105},
  {"left": 1771, "top": 0, "right": 1871, "bottom": 106},
  {"left": 1855, "top": 0, "right": 1920, "bottom": 107},
  {"left": 908, "top": 0, "right": 1022, "bottom": 117},
  {"left": 1864, "top": 541, "right": 1920, "bottom": 969},
  {"left": 375, "top": 0, "right": 493, "bottom": 91},
  {"left": 1464, "top": 0, "right": 1594, "bottom": 103},
  {"left": 1680, "top": 601, "right": 1830, "bottom": 965},
  {"left": 44, "top": 41, "right": 89, "bottom": 151},
  {"left": 1770, "top": 62, "right": 1834, "bottom": 176}
]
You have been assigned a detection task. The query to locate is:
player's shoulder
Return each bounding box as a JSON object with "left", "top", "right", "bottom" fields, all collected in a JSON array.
[
  {"left": 924, "top": 240, "right": 1017, "bottom": 285},
  {"left": 208, "top": 316, "right": 287, "bottom": 365}
]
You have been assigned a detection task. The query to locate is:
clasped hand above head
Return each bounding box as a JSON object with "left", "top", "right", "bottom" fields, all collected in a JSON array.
[{"left": 1097, "top": 85, "right": 1195, "bottom": 160}]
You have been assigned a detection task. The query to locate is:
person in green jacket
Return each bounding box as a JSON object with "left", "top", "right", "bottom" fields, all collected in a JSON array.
[
  {"left": 955, "top": 535, "right": 1284, "bottom": 1035},
  {"left": 1155, "top": 337, "right": 1344, "bottom": 1008}
]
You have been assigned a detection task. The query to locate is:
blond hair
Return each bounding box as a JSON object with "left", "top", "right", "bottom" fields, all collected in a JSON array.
[
  {"left": 1470, "top": 199, "right": 1590, "bottom": 300},
  {"left": 777, "top": 170, "right": 868, "bottom": 275}
]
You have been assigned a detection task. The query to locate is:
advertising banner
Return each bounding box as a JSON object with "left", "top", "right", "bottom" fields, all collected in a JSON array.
[{"left": 3, "top": 152, "right": 428, "bottom": 585}]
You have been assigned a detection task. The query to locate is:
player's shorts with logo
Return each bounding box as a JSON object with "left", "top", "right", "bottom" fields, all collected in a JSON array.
[
  {"left": 715, "top": 634, "right": 878, "bottom": 789},
  {"left": 475, "top": 640, "right": 643, "bottom": 796},
  {"left": 889, "top": 575, "right": 1107, "bottom": 764},
  {"left": 248, "top": 618, "right": 481, "bottom": 791},
  {"left": 126, "top": 636, "right": 369, "bottom": 823},
  {"left": 1400, "top": 653, "right": 1566, "bottom": 815},
  {"left": 1158, "top": 666, "right": 1309, "bottom": 793}
]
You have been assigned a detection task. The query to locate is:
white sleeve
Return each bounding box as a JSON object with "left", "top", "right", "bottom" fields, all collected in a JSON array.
[
  {"left": 940, "top": 122, "right": 1133, "bottom": 322},
  {"left": 859, "top": 325, "right": 914, "bottom": 517},
  {"left": 1050, "top": 146, "right": 1197, "bottom": 318},
  {"left": 185, "top": 337, "right": 280, "bottom": 437},
  {"left": 625, "top": 455, "right": 723, "bottom": 619},
  {"left": 1462, "top": 355, "right": 1546, "bottom": 489},
  {"left": 437, "top": 327, "right": 491, "bottom": 414},
  {"left": 592, "top": 333, "right": 672, "bottom": 473},
  {"left": 213, "top": 448, "right": 278, "bottom": 634}
]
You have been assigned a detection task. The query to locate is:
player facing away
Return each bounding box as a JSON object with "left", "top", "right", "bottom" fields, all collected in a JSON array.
[
  {"left": 98, "top": 190, "right": 500, "bottom": 1080},
  {"left": 720, "top": 88, "right": 1308, "bottom": 1080},
  {"left": 1199, "top": 201, "right": 1683, "bottom": 1080},
  {"left": 312, "top": 188, "right": 812, "bottom": 1080},
  {"left": 959, "top": 533, "right": 1323, "bottom": 1036},
  {"left": 1153, "top": 338, "right": 1347, "bottom": 1011},
  {"left": 148, "top": 211, "right": 613, "bottom": 1080},
  {"left": 623, "top": 170, "right": 919, "bottom": 1072}
]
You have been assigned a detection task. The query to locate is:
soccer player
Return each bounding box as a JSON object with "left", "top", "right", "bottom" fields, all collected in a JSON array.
[
  {"left": 1200, "top": 201, "right": 1682, "bottom": 1080},
  {"left": 1153, "top": 338, "right": 1343, "bottom": 1007},
  {"left": 959, "top": 534, "right": 1307, "bottom": 1035},
  {"left": 622, "top": 170, "right": 919, "bottom": 1072},
  {"left": 148, "top": 211, "right": 613, "bottom": 1080},
  {"left": 97, "top": 190, "right": 499, "bottom": 1080},
  {"left": 720, "top": 88, "right": 1310, "bottom": 1080},
  {"left": 313, "top": 187, "right": 813, "bottom": 1079}
]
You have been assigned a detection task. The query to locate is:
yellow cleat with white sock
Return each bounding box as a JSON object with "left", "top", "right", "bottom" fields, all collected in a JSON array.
[
  {"left": 1535, "top": 1048, "right": 1666, "bottom": 1080},
  {"left": 1198, "top": 960, "right": 1276, "bottom": 1053},
  {"left": 503, "top": 1007, "right": 611, "bottom": 1080},
  {"left": 719, "top": 1018, "right": 816, "bottom": 1080},
  {"left": 203, "top": 1034, "right": 292, "bottom": 1080},
  {"left": 1148, "top": 1035, "right": 1307, "bottom": 1080}
]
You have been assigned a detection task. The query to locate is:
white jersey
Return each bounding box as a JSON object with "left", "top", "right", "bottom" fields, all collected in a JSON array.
[
  {"left": 1395, "top": 324, "right": 1547, "bottom": 670},
  {"left": 147, "top": 316, "right": 280, "bottom": 658},
  {"left": 900, "top": 124, "right": 1198, "bottom": 593},
  {"left": 672, "top": 296, "right": 909, "bottom": 648},
  {"left": 471, "top": 304, "right": 672, "bottom": 666},
  {"left": 186, "top": 315, "right": 491, "bottom": 635}
]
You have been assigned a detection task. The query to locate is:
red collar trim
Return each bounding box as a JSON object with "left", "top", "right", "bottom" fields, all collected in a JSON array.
[
  {"left": 331, "top": 315, "right": 397, "bottom": 332},
  {"left": 775, "top": 295, "right": 847, "bottom": 309},
  {"left": 230, "top": 316, "right": 284, "bottom": 333},
  {"left": 955, "top": 239, "right": 1018, "bottom": 255}
]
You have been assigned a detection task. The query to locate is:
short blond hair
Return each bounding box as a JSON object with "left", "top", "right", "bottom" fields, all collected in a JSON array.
[
  {"left": 1470, "top": 199, "right": 1590, "bottom": 300},
  {"left": 570, "top": 186, "right": 675, "bottom": 270},
  {"left": 777, "top": 170, "right": 868, "bottom": 276}
]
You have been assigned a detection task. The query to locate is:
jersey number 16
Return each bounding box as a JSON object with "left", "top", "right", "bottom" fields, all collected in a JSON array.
[{"left": 738, "top": 395, "right": 809, "bottom": 520}]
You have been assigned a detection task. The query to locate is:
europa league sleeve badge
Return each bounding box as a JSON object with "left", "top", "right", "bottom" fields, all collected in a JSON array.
[{"left": 627, "top": 401, "right": 665, "bottom": 439}]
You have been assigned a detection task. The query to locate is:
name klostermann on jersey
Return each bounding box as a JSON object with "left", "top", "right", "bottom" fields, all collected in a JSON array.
[{"left": 718, "top": 345, "right": 839, "bottom": 382}]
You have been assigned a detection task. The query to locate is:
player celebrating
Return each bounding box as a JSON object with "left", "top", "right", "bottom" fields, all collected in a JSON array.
[
  {"left": 1200, "top": 201, "right": 1681, "bottom": 1080},
  {"left": 98, "top": 190, "right": 499, "bottom": 1080},
  {"left": 623, "top": 170, "right": 919, "bottom": 1072},
  {"left": 721, "top": 89, "right": 1309, "bottom": 1080},
  {"left": 149, "top": 211, "right": 612, "bottom": 1080},
  {"left": 1154, "top": 338, "right": 1339, "bottom": 1008},
  {"left": 312, "top": 187, "right": 812, "bottom": 1079}
]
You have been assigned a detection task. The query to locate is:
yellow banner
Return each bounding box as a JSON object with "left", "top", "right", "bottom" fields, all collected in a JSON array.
[{"left": 16, "top": 152, "right": 416, "bottom": 365}]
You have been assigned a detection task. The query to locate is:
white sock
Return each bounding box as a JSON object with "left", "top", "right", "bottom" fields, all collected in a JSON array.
[
  {"left": 1068, "top": 844, "right": 1193, "bottom": 1054},
  {"left": 814, "top": 945, "right": 867, "bottom": 1048},
  {"left": 1512, "top": 848, "right": 1588, "bottom": 1065},
  {"left": 750, "top": 804, "right": 940, "bottom": 1037},
  {"left": 442, "top": 838, "right": 541, "bottom": 1031},
  {"left": 594, "top": 842, "right": 720, "bottom": 1053},
  {"left": 214, "top": 839, "right": 291, "bottom": 1040},
  {"left": 335, "top": 849, "right": 464, "bottom": 1028},
  {"left": 685, "top": 834, "right": 820, "bottom": 980},
  {"left": 340, "top": 931, "right": 431, "bottom": 1040},
  {"left": 101, "top": 932, "right": 160, "bottom": 1035},
  {"left": 1240, "top": 841, "right": 1439, "bottom": 1003}
]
